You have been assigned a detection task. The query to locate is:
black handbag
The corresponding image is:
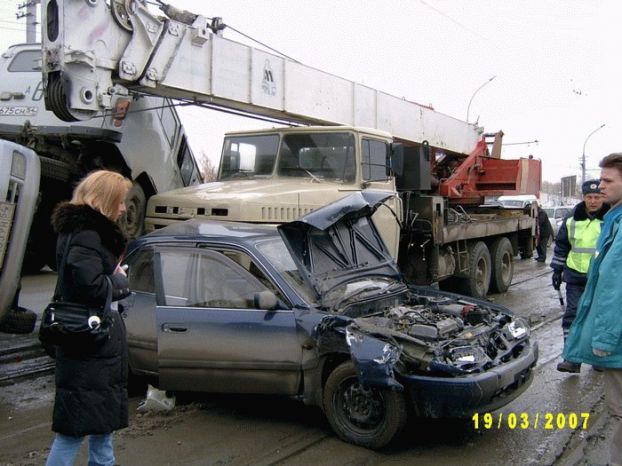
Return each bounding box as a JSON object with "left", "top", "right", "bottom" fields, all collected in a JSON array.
[{"left": 38, "top": 234, "right": 113, "bottom": 349}]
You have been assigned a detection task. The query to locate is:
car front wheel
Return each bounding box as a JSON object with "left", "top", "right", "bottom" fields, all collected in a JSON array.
[{"left": 323, "top": 361, "right": 406, "bottom": 449}]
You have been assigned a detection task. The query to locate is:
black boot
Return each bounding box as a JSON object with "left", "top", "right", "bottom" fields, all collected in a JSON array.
[{"left": 557, "top": 360, "right": 581, "bottom": 373}]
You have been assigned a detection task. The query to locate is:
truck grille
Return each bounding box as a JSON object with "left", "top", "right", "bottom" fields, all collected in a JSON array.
[{"left": 261, "top": 206, "right": 312, "bottom": 221}]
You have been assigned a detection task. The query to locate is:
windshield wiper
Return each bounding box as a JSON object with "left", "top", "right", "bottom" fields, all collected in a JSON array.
[
  {"left": 303, "top": 169, "right": 322, "bottom": 183},
  {"left": 335, "top": 282, "right": 406, "bottom": 308}
]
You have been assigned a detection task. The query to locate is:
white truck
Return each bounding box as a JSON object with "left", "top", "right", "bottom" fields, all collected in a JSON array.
[
  {"left": 39, "top": 0, "right": 541, "bottom": 298},
  {"left": 0, "top": 41, "right": 206, "bottom": 333},
  {"left": 0, "top": 42, "right": 203, "bottom": 273}
]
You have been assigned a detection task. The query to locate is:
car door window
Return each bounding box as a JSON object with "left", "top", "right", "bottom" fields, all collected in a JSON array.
[
  {"left": 126, "top": 247, "right": 155, "bottom": 293},
  {"left": 157, "top": 248, "right": 274, "bottom": 309}
]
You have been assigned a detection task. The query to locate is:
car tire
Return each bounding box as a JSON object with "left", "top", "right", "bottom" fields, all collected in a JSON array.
[
  {"left": 489, "top": 237, "right": 513, "bottom": 293},
  {"left": 0, "top": 307, "right": 37, "bottom": 334},
  {"left": 127, "top": 366, "right": 148, "bottom": 396},
  {"left": 323, "top": 361, "right": 406, "bottom": 449}
]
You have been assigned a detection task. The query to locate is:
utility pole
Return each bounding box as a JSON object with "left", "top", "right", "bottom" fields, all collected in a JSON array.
[
  {"left": 581, "top": 123, "right": 606, "bottom": 185},
  {"left": 16, "top": 1, "right": 40, "bottom": 43}
]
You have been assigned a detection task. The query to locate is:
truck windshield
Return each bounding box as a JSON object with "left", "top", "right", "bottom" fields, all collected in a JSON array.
[
  {"left": 219, "top": 132, "right": 357, "bottom": 183},
  {"left": 277, "top": 132, "right": 356, "bottom": 183},
  {"left": 219, "top": 134, "right": 280, "bottom": 180}
]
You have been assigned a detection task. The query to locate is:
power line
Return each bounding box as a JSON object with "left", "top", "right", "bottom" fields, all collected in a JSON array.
[
  {"left": 0, "top": 20, "right": 28, "bottom": 26},
  {"left": 418, "top": 0, "right": 490, "bottom": 41},
  {"left": 0, "top": 25, "right": 27, "bottom": 32}
]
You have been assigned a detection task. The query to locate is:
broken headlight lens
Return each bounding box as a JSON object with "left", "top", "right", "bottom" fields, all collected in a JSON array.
[
  {"left": 447, "top": 345, "right": 491, "bottom": 369},
  {"left": 505, "top": 317, "right": 529, "bottom": 340}
]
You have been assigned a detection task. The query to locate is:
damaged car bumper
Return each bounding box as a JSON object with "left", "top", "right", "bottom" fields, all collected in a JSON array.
[{"left": 400, "top": 341, "right": 538, "bottom": 418}]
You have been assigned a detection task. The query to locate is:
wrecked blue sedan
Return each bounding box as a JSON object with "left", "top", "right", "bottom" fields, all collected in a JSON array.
[{"left": 122, "top": 192, "right": 537, "bottom": 449}]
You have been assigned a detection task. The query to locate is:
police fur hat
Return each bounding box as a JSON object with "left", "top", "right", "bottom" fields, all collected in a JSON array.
[{"left": 582, "top": 179, "right": 601, "bottom": 195}]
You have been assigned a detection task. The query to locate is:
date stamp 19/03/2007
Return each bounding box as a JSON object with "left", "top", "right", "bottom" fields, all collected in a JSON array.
[{"left": 472, "top": 412, "right": 590, "bottom": 430}]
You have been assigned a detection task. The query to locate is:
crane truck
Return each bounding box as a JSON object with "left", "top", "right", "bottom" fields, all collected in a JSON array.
[{"left": 39, "top": 0, "right": 541, "bottom": 299}]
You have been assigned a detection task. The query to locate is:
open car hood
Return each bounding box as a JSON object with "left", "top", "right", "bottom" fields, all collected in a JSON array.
[{"left": 278, "top": 191, "right": 402, "bottom": 303}]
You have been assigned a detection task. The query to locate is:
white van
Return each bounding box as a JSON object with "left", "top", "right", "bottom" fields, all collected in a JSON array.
[{"left": 497, "top": 194, "right": 538, "bottom": 209}]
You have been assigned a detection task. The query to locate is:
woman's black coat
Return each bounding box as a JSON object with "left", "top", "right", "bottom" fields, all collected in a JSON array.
[{"left": 50, "top": 202, "right": 130, "bottom": 437}]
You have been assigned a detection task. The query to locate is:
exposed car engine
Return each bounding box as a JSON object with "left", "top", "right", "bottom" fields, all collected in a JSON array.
[{"left": 350, "top": 293, "right": 530, "bottom": 375}]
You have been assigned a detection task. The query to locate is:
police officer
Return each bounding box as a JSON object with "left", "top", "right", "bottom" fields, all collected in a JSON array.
[{"left": 552, "top": 179, "right": 608, "bottom": 373}]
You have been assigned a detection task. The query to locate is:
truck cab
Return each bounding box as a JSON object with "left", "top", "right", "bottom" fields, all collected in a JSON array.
[{"left": 145, "top": 126, "right": 402, "bottom": 256}]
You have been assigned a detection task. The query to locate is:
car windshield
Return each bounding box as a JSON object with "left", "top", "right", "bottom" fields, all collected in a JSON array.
[
  {"left": 255, "top": 237, "right": 317, "bottom": 304},
  {"left": 543, "top": 208, "right": 554, "bottom": 217}
]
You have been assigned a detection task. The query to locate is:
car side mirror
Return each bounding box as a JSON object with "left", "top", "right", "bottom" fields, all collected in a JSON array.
[{"left": 254, "top": 290, "right": 278, "bottom": 310}]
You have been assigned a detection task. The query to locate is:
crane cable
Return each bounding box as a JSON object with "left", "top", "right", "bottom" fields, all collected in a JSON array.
[{"left": 152, "top": 0, "right": 300, "bottom": 63}]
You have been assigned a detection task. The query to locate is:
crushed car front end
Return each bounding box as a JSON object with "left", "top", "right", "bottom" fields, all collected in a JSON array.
[{"left": 338, "top": 287, "right": 537, "bottom": 418}]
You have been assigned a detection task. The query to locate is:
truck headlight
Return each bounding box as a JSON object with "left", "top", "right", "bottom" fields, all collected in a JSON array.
[{"left": 11, "top": 150, "right": 25, "bottom": 180}]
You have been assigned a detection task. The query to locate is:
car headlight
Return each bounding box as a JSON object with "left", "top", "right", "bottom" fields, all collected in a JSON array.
[
  {"left": 448, "top": 346, "right": 490, "bottom": 365},
  {"left": 429, "top": 345, "right": 492, "bottom": 374},
  {"left": 506, "top": 317, "right": 529, "bottom": 340}
]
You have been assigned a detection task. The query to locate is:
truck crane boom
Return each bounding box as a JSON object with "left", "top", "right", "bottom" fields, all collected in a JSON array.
[
  {"left": 37, "top": 0, "right": 541, "bottom": 299},
  {"left": 42, "top": 0, "right": 480, "bottom": 155}
]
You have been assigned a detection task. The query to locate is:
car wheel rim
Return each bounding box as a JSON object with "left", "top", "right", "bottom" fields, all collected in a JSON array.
[{"left": 336, "top": 378, "right": 385, "bottom": 430}]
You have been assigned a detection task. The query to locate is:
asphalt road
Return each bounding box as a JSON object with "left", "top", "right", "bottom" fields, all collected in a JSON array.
[{"left": 0, "top": 257, "right": 614, "bottom": 465}]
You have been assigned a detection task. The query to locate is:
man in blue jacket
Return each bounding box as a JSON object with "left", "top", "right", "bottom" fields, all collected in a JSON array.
[
  {"left": 564, "top": 153, "right": 622, "bottom": 466},
  {"left": 552, "top": 179, "right": 608, "bottom": 373}
]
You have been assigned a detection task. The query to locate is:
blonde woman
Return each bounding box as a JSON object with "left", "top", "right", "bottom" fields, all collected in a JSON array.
[{"left": 46, "top": 170, "right": 132, "bottom": 466}]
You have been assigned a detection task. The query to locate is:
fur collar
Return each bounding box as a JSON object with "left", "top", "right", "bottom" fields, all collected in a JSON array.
[
  {"left": 51, "top": 202, "right": 127, "bottom": 257},
  {"left": 573, "top": 201, "right": 609, "bottom": 222}
]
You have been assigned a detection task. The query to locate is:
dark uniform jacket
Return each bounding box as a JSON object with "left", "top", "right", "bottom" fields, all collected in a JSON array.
[
  {"left": 551, "top": 201, "right": 609, "bottom": 285},
  {"left": 50, "top": 202, "right": 130, "bottom": 437},
  {"left": 537, "top": 208, "right": 553, "bottom": 243}
]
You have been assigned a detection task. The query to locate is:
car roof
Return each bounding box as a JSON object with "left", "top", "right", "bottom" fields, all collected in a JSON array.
[{"left": 131, "top": 219, "right": 279, "bottom": 249}]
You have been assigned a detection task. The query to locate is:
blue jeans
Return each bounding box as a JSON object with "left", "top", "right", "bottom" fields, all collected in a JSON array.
[{"left": 46, "top": 433, "right": 115, "bottom": 466}]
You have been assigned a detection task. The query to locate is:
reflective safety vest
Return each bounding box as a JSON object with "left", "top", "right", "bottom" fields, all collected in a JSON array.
[{"left": 566, "top": 216, "right": 603, "bottom": 273}]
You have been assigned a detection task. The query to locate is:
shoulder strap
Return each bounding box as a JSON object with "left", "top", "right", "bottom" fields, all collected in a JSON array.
[
  {"left": 52, "top": 233, "right": 73, "bottom": 301},
  {"left": 52, "top": 234, "right": 114, "bottom": 310},
  {"left": 103, "top": 276, "right": 113, "bottom": 312}
]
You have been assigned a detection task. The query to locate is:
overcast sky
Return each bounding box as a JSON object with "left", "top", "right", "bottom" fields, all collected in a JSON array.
[{"left": 1, "top": 0, "right": 620, "bottom": 183}]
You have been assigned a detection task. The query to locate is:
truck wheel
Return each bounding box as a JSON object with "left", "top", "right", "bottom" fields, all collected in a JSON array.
[
  {"left": 123, "top": 182, "right": 146, "bottom": 239},
  {"left": 0, "top": 307, "right": 37, "bottom": 334},
  {"left": 489, "top": 237, "right": 514, "bottom": 293},
  {"left": 520, "top": 236, "right": 534, "bottom": 259},
  {"left": 460, "top": 241, "right": 491, "bottom": 298},
  {"left": 323, "top": 361, "right": 406, "bottom": 449}
]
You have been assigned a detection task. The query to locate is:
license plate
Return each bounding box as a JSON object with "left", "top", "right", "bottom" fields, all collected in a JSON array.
[{"left": 0, "top": 106, "right": 38, "bottom": 116}]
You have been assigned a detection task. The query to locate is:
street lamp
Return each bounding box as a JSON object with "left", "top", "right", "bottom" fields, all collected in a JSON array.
[
  {"left": 466, "top": 75, "right": 496, "bottom": 124},
  {"left": 581, "top": 123, "right": 606, "bottom": 185}
]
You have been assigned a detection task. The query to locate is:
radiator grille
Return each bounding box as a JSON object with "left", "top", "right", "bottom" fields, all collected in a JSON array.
[{"left": 261, "top": 206, "right": 313, "bottom": 221}]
